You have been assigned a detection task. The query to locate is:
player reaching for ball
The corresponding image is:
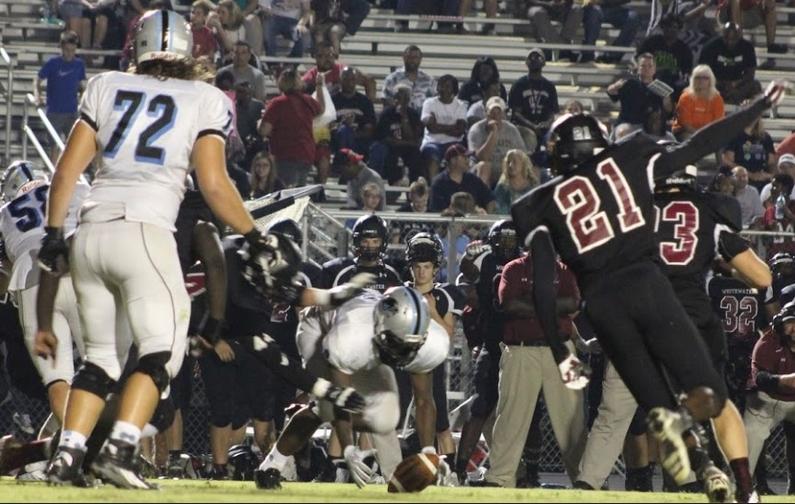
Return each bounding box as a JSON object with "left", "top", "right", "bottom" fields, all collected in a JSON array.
[{"left": 253, "top": 286, "right": 450, "bottom": 490}]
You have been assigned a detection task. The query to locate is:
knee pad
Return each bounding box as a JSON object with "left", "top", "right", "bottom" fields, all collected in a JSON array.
[
  {"left": 134, "top": 351, "right": 172, "bottom": 393},
  {"left": 361, "top": 391, "right": 400, "bottom": 434},
  {"left": 72, "top": 362, "right": 116, "bottom": 398},
  {"left": 150, "top": 396, "right": 176, "bottom": 433}
]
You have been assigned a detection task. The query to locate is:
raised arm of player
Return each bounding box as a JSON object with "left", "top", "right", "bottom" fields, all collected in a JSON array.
[{"left": 658, "top": 82, "right": 786, "bottom": 177}]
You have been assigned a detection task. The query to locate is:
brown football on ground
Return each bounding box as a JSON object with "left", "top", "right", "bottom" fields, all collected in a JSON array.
[{"left": 387, "top": 453, "right": 440, "bottom": 493}]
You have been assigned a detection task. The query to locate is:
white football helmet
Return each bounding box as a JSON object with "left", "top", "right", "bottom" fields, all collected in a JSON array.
[
  {"left": 373, "top": 286, "right": 430, "bottom": 369},
  {"left": 135, "top": 9, "right": 193, "bottom": 65},
  {"left": 1, "top": 160, "right": 48, "bottom": 202}
]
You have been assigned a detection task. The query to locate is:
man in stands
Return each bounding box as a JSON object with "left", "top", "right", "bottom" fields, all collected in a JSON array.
[
  {"left": 699, "top": 22, "right": 761, "bottom": 105},
  {"left": 508, "top": 49, "right": 558, "bottom": 153},
  {"left": 383, "top": 45, "right": 437, "bottom": 112}
]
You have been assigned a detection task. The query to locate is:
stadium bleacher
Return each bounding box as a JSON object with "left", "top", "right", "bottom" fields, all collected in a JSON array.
[{"left": 2, "top": 0, "right": 794, "bottom": 169}]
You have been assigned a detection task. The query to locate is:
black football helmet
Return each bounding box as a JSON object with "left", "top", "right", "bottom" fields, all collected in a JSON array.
[
  {"left": 406, "top": 232, "right": 444, "bottom": 267},
  {"left": 772, "top": 300, "right": 795, "bottom": 335},
  {"left": 240, "top": 231, "right": 303, "bottom": 302},
  {"left": 769, "top": 252, "right": 795, "bottom": 277},
  {"left": 488, "top": 219, "right": 520, "bottom": 261},
  {"left": 548, "top": 113, "right": 609, "bottom": 175},
  {"left": 266, "top": 218, "right": 303, "bottom": 249},
  {"left": 655, "top": 165, "right": 699, "bottom": 192},
  {"left": 352, "top": 214, "right": 388, "bottom": 261},
  {"left": 228, "top": 444, "right": 258, "bottom": 481}
]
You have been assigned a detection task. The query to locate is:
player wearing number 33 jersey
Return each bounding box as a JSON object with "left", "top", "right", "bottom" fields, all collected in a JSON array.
[
  {"left": 511, "top": 89, "right": 782, "bottom": 499},
  {"left": 43, "top": 9, "right": 266, "bottom": 489}
]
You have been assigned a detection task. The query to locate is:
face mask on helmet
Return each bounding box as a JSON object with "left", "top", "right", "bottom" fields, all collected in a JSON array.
[
  {"left": 352, "top": 215, "right": 388, "bottom": 262},
  {"left": 406, "top": 233, "right": 443, "bottom": 267},
  {"left": 1, "top": 161, "right": 47, "bottom": 203},
  {"left": 373, "top": 287, "right": 430, "bottom": 369}
]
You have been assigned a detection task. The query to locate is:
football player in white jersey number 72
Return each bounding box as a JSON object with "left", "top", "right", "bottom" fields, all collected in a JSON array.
[
  {"left": 37, "top": 9, "right": 275, "bottom": 489},
  {"left": 254, "top": 286, "right": 451, "bottom": 489},
  {"left": 0, "top": 161, "right": 88, "bottom": 428}
]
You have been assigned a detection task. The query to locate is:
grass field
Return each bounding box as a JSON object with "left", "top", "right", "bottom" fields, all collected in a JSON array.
[{"left": 1, "top": 479, "right": 793, "bottom": 503}]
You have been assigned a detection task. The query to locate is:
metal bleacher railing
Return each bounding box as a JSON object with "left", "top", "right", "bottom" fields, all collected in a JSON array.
[{"left": 0, "top": 45, "right": 14, "bottom": 165}]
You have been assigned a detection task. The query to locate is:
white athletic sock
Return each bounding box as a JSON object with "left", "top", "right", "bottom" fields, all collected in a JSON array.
[
  {"left": 259, "top": 446, "right": 289, "bottom": 472},
  {"left": 59, "top": 430, "right": 87, "bottom": 451},
  {"left": 109, "top": 421, "right": 142, "bottom": 446},
  {"left": 141, "top": 423, "right": 159, "bottom": 439}
]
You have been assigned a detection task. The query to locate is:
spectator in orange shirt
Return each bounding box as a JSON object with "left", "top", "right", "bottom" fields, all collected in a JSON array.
[{"left": 673, "top": 65, "right": 725, "bottom": 140}]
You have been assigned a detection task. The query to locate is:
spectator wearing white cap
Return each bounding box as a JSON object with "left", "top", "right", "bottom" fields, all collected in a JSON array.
[
  {"left": 468, "top": 96, "right": 528, "bottom": 187},
  {"left": 760, "top": 154, "right": 795, "bottom": 202}
]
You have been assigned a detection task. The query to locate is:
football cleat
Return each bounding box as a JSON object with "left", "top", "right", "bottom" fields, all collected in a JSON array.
[
  {"left": 254, "top": 467, "right": 282, "bottom": 490},
  {"left": 647, "top": 408, "right": 692, "bottom": 486},
  {"left": 46, "top": 447, "right": 86, "bottom": 486},
  {"left": 701, "top": 463, "right": 732, "bottom": 503},
  {"left": 91, "top": 440, "right": 157, "bottom": 490}
]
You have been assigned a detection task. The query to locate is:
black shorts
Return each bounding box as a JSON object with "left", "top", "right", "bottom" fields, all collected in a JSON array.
[
  {"left": 674, "top": 285, "right": 729, "bottom": 378},
  {"left": 432, "top": 363, "right": 450, "bottom": 432},
  {"left": 395, "top": 363, "right": 450, "bottom": 434},
  {"left": 199, "top": 341, "right": 275, "bottom": 427},
  {"left": 470, "top": 346, "right": 501, "bottom": 419},
  {"left": 584, "top": 262, "right": 727, "bottom": 412}
]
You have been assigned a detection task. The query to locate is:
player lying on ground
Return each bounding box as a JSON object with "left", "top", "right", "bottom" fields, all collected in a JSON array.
[{"left": 511, "top": 81, "right": 788, "bottom": 503}]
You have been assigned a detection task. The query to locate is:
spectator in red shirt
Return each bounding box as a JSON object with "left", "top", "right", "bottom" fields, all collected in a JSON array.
[
  {"left": 485, "top": 254, "right": 584, "bottom": 487},
  {"left": 259, "top": 69, "right": 325, "bottom": 187},
  {"left": 190, "top": 0, "right": 219, "bottom": 60},
  {"left": 301, "top": 42, "right": 375, "bottom": 183},
  {"left": 745, "top": 304, "right": 795, "bottom": 480}
]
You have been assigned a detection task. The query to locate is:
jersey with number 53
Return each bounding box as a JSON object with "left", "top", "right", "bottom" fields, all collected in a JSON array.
[
  {"left": 78, "top": 71, "right": 234, "bottom": 232},
  {"left": 654, "top": 190, "right": 749, "bottom": 292},
  {"left": 0, "top": 181, "right": 89, "bottom": 291}
]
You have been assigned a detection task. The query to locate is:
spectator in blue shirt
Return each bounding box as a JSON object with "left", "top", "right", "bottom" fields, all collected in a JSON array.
[
  {"left": 34, "top": 30, "right": 87, "bottom": 160},
  {"left": 430, "top": 144, "right": 496, "bottom": 213}
]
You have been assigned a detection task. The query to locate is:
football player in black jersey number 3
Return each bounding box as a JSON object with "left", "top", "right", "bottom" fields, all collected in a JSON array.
[{"left": 511, "top": 81, "right": 789, "bottom": 502}]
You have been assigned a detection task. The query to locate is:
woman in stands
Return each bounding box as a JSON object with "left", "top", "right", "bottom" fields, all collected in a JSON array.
[
  {"left": 492, "top": 149, "right": 538, "bottom": 215},
  {"left": 673, "top": 65, "right": 725, "bottom": 141},
  {"left": 249, "top": 151, "right": 285, "bottom": 199}
]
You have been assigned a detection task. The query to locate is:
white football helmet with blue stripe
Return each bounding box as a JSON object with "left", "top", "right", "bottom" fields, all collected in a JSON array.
[
  {"left": 135, "top": 9, "right": 193, "bottom": 65},
  {"left": 1, "top": 160, "right": 48, "bottom": 202}
]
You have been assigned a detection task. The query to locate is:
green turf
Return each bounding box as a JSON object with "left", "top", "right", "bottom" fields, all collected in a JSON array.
[{"left": 0, "top": 479, "right": 792, "bottom": 503}]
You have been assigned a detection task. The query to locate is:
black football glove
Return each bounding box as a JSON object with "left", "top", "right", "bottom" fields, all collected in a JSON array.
[
  {"left": 323, "top": 384, "right": 367, "bottom": 415},
  {"left": 38, "top": 227, "right": 69, "bottom": 276}
]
